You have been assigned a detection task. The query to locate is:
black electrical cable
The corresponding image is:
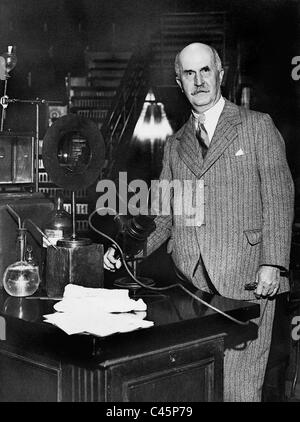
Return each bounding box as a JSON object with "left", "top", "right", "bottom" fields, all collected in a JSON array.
[{"left": 88, "top": 208, "right": 249, "bottom": 326}]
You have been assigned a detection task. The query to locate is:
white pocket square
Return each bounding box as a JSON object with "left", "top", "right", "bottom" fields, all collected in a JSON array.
[{"left": 235, "top": 149, "right": 245, "bottom": 156}]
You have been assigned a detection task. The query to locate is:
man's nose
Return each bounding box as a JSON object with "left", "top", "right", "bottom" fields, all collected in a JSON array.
[{"left": 194, "top": 72, "right": 203, "bottom": 86}]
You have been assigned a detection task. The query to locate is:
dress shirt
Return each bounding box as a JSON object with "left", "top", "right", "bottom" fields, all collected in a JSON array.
[{"left": 192, "top": 96, "right": 225, "bottom": 145}]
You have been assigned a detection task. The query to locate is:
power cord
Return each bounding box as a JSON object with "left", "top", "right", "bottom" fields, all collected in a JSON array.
[{"left": 88, "top": 208, "right": 250, "bottom": 326}]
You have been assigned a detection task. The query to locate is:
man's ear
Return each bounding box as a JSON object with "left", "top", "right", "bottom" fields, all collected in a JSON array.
[
  {"left": 219, "top": 68, "right": 225, "bottom": 85},
  {"left": 176, "top": 77, "right": 183, "bottom": 91}
]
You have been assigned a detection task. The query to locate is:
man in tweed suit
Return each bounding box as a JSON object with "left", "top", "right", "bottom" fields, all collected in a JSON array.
[{"left": 104, "top": 43, "right": 294, "bottom": 401}]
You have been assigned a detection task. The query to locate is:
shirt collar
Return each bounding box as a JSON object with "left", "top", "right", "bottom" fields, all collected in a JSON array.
[
  {"left": 192, "top": 96, "right": 225, "bottom": 123},
  {"left": 192, "top": 96, "right": 225, "bottom": 142}
]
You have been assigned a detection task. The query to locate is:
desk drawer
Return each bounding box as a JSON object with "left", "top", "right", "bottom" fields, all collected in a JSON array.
[{"left": 104, "top": 336, "right": 224, "bottom": 402}]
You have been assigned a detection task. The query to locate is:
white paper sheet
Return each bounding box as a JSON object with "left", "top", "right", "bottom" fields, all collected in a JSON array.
[{"left": 43, "top": 284, "right": 153, "bottom": 337}]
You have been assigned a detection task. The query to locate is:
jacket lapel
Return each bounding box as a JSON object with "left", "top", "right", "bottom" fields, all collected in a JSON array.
[
  {"left": 176, "top": 100, "right": 241, "bottom": 178},
  {"left": 176, "top": 115, "right": 204, "bottom": 177},
  {"left": 199, "top": 100, "right": 241, "bottom": 177}
]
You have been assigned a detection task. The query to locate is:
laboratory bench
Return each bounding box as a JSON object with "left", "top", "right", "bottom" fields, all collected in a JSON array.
[{"left": 0, "top": 285, "right": 259, "bottom": 402}]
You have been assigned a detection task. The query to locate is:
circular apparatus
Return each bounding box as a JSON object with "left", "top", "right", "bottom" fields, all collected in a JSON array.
[{"left": 42, "top": 114, "right": 105, "bottom": 191}]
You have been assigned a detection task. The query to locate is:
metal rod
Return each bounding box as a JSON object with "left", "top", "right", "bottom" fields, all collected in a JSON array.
[
  {"left": 35, "top": 102, "right": 39, "bottom": 192},
  {"left": 3, "top": 98, "right": 61, "bottom": 105},
  {"left": 24, "top": 218, "right": 58, "bottom": 250},
  {"left": 0, "top": 79, "right": 7, "bottom": 131},
  {"left": 18, "top": 228, "right": 27, "bottom": 261},
  {"left": 25, "top": 297, "right": 62, "bottom": 300},
  {"left": 6, "top": 204, "right": 21, "bottom": 229},
  {"left": 71, "top": 191, "right": 76, "bottom": 240}
]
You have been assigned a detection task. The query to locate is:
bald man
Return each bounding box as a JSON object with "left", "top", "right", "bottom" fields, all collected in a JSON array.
[{"left": 104, "top": 43, "right": 294, "bottom": 402}]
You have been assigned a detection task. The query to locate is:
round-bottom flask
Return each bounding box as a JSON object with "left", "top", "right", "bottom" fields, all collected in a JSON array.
[{"left": 3, "top": 261, "right": 40, "bottom": 297}]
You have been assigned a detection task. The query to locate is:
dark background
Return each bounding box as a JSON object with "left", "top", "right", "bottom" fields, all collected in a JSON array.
[
  {"left": 0, "top": 0, "right": 299, "bottom": 177},
  {"left": 0, "top": 0, "right": 298, "bottom": 283},
  {"left": 0, "top": 3, "right": 297, "bottom": 397}
]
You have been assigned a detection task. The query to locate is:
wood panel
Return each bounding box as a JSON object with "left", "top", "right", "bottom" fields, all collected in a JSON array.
[{"left": 0, "top": 348, "right": 61, "bottom": 402}]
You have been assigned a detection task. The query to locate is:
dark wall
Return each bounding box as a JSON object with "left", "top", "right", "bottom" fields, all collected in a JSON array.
[
  {"left": 0, "top": 0, "right": 298, "bottom": 176},
  {"left": 230, "top": 0, "right": 300, "bottom": 178},
  {"left": 0, "top": 1, "right": 298, "bottom": 95}
]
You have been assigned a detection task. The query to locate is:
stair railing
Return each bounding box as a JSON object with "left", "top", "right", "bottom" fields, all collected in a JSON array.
[{"left": 101, "top": 45, "right": 151, "bottom": 178}]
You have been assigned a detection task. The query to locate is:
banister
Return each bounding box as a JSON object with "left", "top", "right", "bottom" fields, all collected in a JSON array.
[{"left": 100, "top": 44, "right": 151, "bottom": 178}]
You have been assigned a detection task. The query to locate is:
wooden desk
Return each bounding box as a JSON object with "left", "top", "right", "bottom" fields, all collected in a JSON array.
[{"left": 0, "top": 288, "right": 259, "bottom": 402}]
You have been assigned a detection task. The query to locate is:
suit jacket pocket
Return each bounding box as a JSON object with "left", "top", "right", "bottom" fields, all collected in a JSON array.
[{"left": 244, "top": 229, "right": 262, "bottom": 245}]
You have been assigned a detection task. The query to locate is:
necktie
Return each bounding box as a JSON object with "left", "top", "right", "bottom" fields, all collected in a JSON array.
[{"left": 196, "top": 114, "right": 209, "bottom": 158}]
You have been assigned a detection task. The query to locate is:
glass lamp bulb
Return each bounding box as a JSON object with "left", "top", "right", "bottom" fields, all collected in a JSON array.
[{"left": 1, "top": 45, "right": 17, "bottom": 75}]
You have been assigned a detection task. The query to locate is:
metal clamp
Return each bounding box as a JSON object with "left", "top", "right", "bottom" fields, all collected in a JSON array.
[{"left": 0, "top": 95, "right": 8, "bottom": 109}]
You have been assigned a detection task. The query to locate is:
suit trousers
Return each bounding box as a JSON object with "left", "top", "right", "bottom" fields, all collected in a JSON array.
[
  {"left": 223, "top": 297, "right": 276, "bottom": 402},
  {"left": 192, "top": 255, "right": 277, "bottom": 402}
]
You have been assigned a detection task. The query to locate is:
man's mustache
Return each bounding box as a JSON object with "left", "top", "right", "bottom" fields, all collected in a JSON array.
[{"left": 191, "top": 87, "right": 209, "bottom": 95}]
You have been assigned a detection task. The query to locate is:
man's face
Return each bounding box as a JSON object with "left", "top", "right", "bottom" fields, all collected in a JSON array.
[{"left": 176, "top": 45, "right": 224, "bottom": 113}]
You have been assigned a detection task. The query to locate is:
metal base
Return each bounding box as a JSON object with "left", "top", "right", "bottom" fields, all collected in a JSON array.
[
  {"left": 56, "top": 238, "right": 92, "bottom": 248},
  {"left": 114, "top": 276, "right": 155, "bottom": 291}
]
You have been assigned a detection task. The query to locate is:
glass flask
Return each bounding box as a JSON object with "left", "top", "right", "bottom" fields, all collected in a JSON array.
[
  {"left": 43, "top": 190, "right": 72, "bottom": 247},
  {"left": 3, "top": 228, "right": 40, "bottom": 297}
]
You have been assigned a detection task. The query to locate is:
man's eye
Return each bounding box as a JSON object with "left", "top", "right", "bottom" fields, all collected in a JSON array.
[{"left": 201, "top": 67, "right": 210, "bottom": 73}]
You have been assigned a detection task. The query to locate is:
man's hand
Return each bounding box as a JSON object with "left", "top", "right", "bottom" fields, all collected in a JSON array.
[
  {"left": 103, "top": 247, "right": 122, "bottom": 272},
  {"left": 254, "top": 265, "right": 280, "bottom": 298}
]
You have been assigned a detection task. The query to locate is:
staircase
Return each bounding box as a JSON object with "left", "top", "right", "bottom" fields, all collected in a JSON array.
[
  {"left": 66, "top": 50, "right": 133, "bottom": 132},
  {"left": 65, "top": 48, "right": 150, "bottom": 178},
  {"left": 100, "top": 48, "right": 151, "bottom": 180}
]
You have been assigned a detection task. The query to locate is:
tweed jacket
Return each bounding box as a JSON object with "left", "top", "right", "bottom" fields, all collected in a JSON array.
[{"left": 145, "top": 100, "right": 295, "bottom": 300}]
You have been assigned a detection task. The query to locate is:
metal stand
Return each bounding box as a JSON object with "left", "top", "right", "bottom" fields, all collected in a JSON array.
[
  {"left": 114, "top": 256, "right": 155, "bottom": 292},
  {"left": 0, "top": 79, "right": 8, "bottom": 131},
  {"left": 71, "top": 191, "right": 76, "bottom": 240},
  {"left": 57, "top": 191, "right": 91, "bottom": 249}
]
